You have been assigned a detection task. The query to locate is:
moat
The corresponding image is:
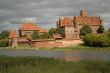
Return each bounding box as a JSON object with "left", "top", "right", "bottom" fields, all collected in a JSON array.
[{"left": 0, "top": 50, "right": 110, "bottom": 61}]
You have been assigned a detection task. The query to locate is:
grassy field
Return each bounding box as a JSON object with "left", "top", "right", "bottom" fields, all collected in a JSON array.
[
  {"left": 0, "top": 56, "right": 110, "bottom": 73},
  {"left": 50, "top": 45, "right": 110, "bottom": 52},
  {"left": 0, "top": 45, "right": 110, "bottom": 52}
]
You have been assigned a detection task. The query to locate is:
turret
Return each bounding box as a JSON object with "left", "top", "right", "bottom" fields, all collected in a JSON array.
[
  {"left": 57, "top": 17, "right": 61, "bottom": 27},
  {"left": 80, "top": 9, "right": 88, "bottom": 17},
  {"left": 8, "top": 30, "right": 18, "bottom": 47}
]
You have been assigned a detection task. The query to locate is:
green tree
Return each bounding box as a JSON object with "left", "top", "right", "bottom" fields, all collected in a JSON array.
[
  {"left": 97, "top": 25, "right": 105, "bottom": 33},
  {"left": 31, "top": 31, "right": 39, "bottom": 40},
  {"left": 0, "top": 39, "right": 8, "bottom": 47},
  {"left": 49, "top": 28, "right": 60, "bottom": 36},
  {"left": 0, "top": 30, "right": 10, "bottom": 39},
  {"left": 80, "top": 25, "right": 92, "bottom": 36},
  {"left": 40, "top": 33, "right": 50, "bottom": 39}
]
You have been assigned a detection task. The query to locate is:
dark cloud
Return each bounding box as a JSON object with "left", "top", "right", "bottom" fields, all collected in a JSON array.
[{"left": 0, "top": 0, "right": 110, "bottom": 31}]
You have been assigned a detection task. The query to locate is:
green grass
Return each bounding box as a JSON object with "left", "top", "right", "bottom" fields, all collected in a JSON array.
[
  {"left": 50, "top": 45, "right": 110, "bottom": 52},
  {"left": 0, "top": 45, "right": 110, "bottom": 52},
  {"left": 0, "top": 56, "right": 110, "bottom": 73}
]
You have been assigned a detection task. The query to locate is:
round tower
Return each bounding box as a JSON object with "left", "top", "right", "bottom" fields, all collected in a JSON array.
[{"left": 8, "top": 30, "right": 18, "bottom": 47}]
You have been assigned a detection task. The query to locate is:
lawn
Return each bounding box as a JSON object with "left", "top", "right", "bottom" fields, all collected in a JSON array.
[
  {"left": 0, "top": 45, "right": 110, "bottom": 52},
  {"left": 0, "top": 56, "right": 110, "bottom": 73}
]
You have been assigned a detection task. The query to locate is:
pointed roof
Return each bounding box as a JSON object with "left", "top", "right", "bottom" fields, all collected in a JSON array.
[
  {"left": 19, "top": 22, "right": 39, "bottom": 31},
  {"left": 59, "top": 17, "right": 74, "bottom": 27},
  {"left": 9, "top": 30, "right": 18, "bottom": 38}
]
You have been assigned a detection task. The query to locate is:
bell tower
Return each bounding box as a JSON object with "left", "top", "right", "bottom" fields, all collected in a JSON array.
[{"left": 80, "top": 9, "right": 88, "bottom": 17}]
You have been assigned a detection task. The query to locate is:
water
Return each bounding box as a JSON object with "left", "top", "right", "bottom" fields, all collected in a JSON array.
[{"left": 0, "top": 50, "right": 110, "bottom": 61}]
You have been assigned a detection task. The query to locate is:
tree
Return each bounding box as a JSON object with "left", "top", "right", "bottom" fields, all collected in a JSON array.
[
  {"left": 82, "top": 33, "right": 110, "bottom": 47},
  {"left": 80, "top": 25, "right": 92, "bottom": 36},
  {"left": 31, "top": 31, "right": 50, "bottom": 40},
  {"left": 40, "top": 33, "right": 50, "bottom": 39},
  {"left": 31, "top": 31, "right": 39, "bottom": 40},
  {"left": 0, "top": 30, "right": 10, "bottom": 39},
  {"left": 49, "top": 28, "right": 60, "bottom": 36},
  {"left": 0, "top": 39, "right": 8, "bottom": 47},
  {"left": 97, "top": 25, "right": 105, "bottom": 33}
]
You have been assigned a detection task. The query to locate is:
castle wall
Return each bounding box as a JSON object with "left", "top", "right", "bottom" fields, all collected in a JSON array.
[
  {"left": 16, "top": 39, "right": 82, "bottom": 48},
  {"left": 65, "top": 26, "right": 75, "bottom": 39},
  {"left": 9, "top": 38, "right": 18, "bottom": 47}
]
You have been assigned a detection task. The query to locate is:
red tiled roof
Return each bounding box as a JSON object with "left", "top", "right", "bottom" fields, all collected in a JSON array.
[
  {"left": 53, "top": 34, "right": 62, "bottom": 39},
  {"left": 39, "top": 28, "right": 48, "bottom": 33},
  {"left": 59, "top": 17, "right": 74, "bottom": 27},
  {"left": 19, "top": 22, "right": 39, "bottom": 31},
  {"left": 9, "top": 30, "right": 18, "bottom": 38}
]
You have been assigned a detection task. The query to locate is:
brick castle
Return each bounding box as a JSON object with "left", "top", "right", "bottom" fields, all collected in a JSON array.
[
  {"left": 57, "top": 9, "right": 103, "bottom": 39},
  {"left": 8, "top": 10, "right": 103, "bottom": 48}
]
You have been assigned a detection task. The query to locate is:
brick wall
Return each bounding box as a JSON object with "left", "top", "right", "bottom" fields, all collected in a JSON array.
[{"left": 17, "top": 39, "right": 83, "bottom": 48}]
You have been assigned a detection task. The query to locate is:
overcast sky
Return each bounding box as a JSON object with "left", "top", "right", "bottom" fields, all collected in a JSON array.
[{"left": 0, "top": 0, "right": 110, "bottom": 31}]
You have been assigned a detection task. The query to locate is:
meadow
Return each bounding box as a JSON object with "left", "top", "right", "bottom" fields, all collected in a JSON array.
[{"left": 0, "top": 56, "right": 110, "bottom": 73}]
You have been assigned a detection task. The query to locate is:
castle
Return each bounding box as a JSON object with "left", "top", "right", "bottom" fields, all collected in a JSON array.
[
  {"left": 57, "top": 10, "right": 103, "bottom": 39},
  {"left": 8, "top": 10, "right": 103, "bottom": 48}
]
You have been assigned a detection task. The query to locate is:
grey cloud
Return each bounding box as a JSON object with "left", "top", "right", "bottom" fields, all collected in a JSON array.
[{"left": 0, "top": 0, "right": 110, "bottom": 31}]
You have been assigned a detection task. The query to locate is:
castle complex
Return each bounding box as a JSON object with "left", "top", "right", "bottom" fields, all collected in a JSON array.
[
  {"left": 57, "top": 10, "right": 103, "bottom": 39},
  {"left": 8, "top": 10, "right": 103, "bottom": 48}
]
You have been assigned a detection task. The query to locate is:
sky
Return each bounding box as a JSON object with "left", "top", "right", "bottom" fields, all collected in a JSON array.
[{"left": 0, "top": 0, "right": 110, "bottom": 31}]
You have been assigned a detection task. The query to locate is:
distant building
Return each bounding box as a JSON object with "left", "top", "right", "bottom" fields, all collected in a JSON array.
[
  {"left": 19, "top": 22, "right": 48, "bottom": 37},
  {"left": 57, "top": 10, "right": 103, "bottom": 39}
]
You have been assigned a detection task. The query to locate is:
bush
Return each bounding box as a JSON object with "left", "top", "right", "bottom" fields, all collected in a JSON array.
[
  {"left": 83, "top": 33, "right": 110, "bottom": 47},
  {"left": 80, "top": 25, "right": 92, "bottom": 36},
  {"left": 0, "top": 40, "right": 8, "bottom": 47}
]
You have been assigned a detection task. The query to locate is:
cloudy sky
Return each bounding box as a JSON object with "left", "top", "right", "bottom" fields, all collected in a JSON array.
[{"left": 0, "top": 0, "right": 110, "bottom": 31}]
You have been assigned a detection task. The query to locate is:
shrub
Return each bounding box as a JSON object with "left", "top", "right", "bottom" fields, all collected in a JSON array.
[
  {"left": 83, "top": 33, "right": 110, "bottom": 47},
  {"left": 0, "top": 40, "right": 8, "bottom": 47}
]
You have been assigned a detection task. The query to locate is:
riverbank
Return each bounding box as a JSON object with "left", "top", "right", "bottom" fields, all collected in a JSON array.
[
  {"left": 0, "top": 56, "right": 110, "bottom": 73},
  {"left": 0, "top": 45, "right": 110, "bottom": 52}
]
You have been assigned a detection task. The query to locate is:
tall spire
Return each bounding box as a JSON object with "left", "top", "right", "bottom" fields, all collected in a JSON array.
[{"left": 58, "top": 17, "right": 61, "bottom": 27}]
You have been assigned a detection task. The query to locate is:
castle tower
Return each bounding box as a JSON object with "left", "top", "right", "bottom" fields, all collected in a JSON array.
[
  {"left": 80, "top": 9, "right": 88, "bottom": 17},
  {"left": 8, "top": 30, "right": 18, "bottom": 47}
]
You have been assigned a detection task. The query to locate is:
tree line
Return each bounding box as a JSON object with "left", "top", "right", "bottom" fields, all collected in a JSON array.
[
  {"left": 81, "top": 25, "right": 110, "bottom": 47},
  {"left": 0, "top": 25, "right": 110, "bottom": 47}
]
